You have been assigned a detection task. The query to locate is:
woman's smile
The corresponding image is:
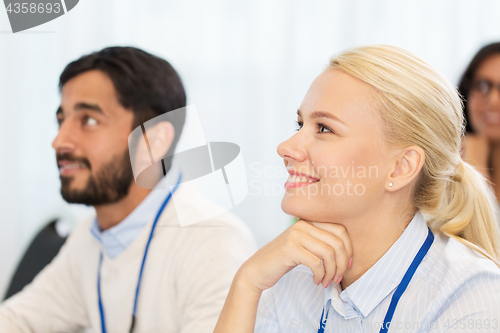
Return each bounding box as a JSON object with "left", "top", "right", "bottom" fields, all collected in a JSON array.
[{"left": 284, "top": 169, "right": 320, "bottom": 188}]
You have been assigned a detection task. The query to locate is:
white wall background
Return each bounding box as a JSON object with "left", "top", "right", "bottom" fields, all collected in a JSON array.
[{"left": 1, "top": 0, "right": 500, "bottom": 296}]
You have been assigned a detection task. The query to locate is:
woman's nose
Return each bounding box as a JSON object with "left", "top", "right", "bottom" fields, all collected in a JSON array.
[
  {"left": 277, "top": 133, "right": 307, "bottom": 162},
  {"left": 488, "top": 86, "right": 500, "bottom": 107}
]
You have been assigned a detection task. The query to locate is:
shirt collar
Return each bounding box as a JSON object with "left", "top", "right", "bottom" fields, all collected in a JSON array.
[
  {"left": 327, "top": 211, "right": 429, "bottom": 319},
  {"left": 90, "top": 166, "right": 181, "bottom": 259}
]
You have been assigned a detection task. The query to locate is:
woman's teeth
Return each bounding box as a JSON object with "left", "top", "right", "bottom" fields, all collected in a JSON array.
[{"left": 286, "top": 175, "right": 317, "bottom": 183}]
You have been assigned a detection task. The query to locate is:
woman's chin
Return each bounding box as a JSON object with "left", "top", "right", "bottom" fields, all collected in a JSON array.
[
  {"left": 281, "top": 195, "right": 317, "bottom": 219},
  {"left": 281, "top": 196, "right": 298, "bottom": 216}
]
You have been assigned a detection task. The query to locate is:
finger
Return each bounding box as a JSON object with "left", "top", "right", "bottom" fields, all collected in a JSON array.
[
  {"left": 295, "top": 220, "right": 352, "bottom": 258},
  {"left": 298, "top": 233, "right": 337, "bottom": 287},
  {"left": 307, "top": 222, "right": 353, "bottom": 260},
  {"left": 302, "top": 222, "right": 353, "bottom": 283},
  {"left": 291, "top": 245, "right": 327, "bottom": 286}
]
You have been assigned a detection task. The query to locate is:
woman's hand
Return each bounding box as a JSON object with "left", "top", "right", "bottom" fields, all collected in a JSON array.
[
  {"left": 239, "top": 219, "right": 353, "bottom": 294},
  {"left": 214, "top": 219, "right": 353, "bottom": 333},
  {"left": 462, "top": 134, "right": 491, "bottom": 180}
]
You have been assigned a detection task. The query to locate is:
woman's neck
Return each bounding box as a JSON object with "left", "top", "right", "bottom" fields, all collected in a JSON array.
[{"left": 339, "top": 206, "right": 415, "bottom": 290}]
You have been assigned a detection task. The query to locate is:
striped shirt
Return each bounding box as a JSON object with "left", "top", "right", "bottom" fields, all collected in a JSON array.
[{"left": 255, "top": 212, "right": 500, "bottom": 332}]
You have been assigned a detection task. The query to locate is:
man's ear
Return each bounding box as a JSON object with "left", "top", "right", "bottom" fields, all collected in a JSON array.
[
  {"left": 385, "top": 145, "right": 425, "bottom": 191},
  {"left": 128, "top": 121, "right": 175, "bottom": 189},
  {"left": 146, "top": 121, "right": 175, "bottom": 162}
]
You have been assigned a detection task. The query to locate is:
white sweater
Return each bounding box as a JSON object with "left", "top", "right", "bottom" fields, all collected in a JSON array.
[{"left": 0, "top": 184, "right": 257, "bottom": 332}]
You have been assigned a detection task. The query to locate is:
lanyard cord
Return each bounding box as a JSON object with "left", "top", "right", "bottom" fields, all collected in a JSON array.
[
  {"left": 97, "top": 252, "right": 106, "bottom": 333},
  {"left": 317, "top": 299, "right": 331, "bottom": 333},
  {"left": 318, "top": 227, "right": 434, "bottom": 333},
  {"left": 379, "top": 227, "right": 434, "bottom": 333},
  {"left": 98, "top": 174, "right": 182, "bottom": 333}
]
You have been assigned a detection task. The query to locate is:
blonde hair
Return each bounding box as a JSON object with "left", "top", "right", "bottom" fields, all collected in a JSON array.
[{"left": 330, "top": 45, "right": 500, "bottom": 266}]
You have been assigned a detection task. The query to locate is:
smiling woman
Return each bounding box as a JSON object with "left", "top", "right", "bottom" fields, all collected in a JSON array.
[
  {"left": 214, "top": 45, "right": 500, "bottom": 333},
  {"left": 459, "top": 42, "right": 500, "bottom": 203}
]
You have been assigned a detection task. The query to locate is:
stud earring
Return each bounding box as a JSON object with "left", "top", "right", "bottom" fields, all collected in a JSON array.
[{"left": 388, "top": 182, "right": 393, "bottom": 187}]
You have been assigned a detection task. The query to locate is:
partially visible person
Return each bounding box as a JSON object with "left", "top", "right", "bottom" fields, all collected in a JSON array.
[
  {"left": 459, "top": 42, "right": 500, "bottom": 202},
  {"left": 0, "top": 46, "right": 256, "bottom": 333}
]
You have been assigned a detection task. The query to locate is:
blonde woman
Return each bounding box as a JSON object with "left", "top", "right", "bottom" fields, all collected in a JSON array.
[{"left": 214, "top": 45, "right": 500, "bottom": 333}]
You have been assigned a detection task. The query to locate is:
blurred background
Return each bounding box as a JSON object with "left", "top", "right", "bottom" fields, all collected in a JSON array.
[{"left": 1, "top": 0, "right": 500, "bottom": 296}]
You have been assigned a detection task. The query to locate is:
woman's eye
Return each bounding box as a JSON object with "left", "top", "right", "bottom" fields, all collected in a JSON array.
[
  {"left": 83, "top": 116, "right": 98, "bottom": 126},
  {"left": 317, "top": 123, "right": 333, "bottom": 133},
  {"left": 295, "top": 120, "right": 303, "bottom": 131},
  {"left": 295, "top": 121, "right": 334, "bottom": 134}
]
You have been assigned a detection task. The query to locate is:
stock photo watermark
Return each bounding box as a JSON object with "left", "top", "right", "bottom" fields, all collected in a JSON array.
[
  {"left": 128, "top": 104, "right": 382, "bottom": 226},
  {"left": 129, "top": 105, "right": 247, "bottom": 228},
  {"left": 248, "top": 162, "right": 380, "bottom": 198},
  {"left": 289, "top": 318, "right": 499, "bottom": 331},
  {"left": 3, "top": 0, "right": 79, "bottom": 33}
]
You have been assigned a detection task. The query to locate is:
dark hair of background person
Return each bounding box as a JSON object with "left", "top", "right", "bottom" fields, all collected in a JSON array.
[
  {"left": 58, "top": 46, "right": 187, "bottom": 173},
  {"left": 458, "top": 42, "right": 500, "bottom": 134}
]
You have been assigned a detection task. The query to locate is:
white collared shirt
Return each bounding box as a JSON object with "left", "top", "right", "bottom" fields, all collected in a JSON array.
[
  {"left": 90, "top": 168, "right": 181, "bottom": 258},
  {"left": 255, "top": 212, "right": 500, "bottom": 332}
]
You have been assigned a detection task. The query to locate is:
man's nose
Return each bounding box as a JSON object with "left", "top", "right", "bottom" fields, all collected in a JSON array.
[{"left": 52, "top": 120, "right": 76, "bottom": 154}]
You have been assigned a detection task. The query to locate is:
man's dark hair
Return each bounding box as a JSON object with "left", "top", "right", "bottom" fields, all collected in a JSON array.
[
  {"left": 458, "top": 42, "right": 500, "bottom": 134},
  {"left": 59, "top": 46, "right": 186, "bottom": 173}
]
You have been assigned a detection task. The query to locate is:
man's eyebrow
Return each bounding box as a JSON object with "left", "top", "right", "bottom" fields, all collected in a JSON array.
[
  {"left": 297, "top": 109, "right": 347, "bottom": 126},
  {"left": 56, "top": 103, "right": 104, "bottom": 117},
  {"left": 74, "top": 102, "right": 104, "bottom": 114}
]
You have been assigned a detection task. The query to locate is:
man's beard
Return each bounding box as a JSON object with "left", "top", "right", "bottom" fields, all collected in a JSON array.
[{"left": 58, "top": 148, "right": 135, "bottom": 206}]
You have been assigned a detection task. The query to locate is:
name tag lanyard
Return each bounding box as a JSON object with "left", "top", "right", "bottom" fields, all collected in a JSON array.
[
  {"left": 318, "top": 227, "right": 434, "bottom": 333},
  {"left": 97, "top": 173, "right": 182, "bottom": 333}
]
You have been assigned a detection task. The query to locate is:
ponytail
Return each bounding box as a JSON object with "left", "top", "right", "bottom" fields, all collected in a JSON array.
[{"left": 424, "top": 160, "right": 500, "bottom": 266}]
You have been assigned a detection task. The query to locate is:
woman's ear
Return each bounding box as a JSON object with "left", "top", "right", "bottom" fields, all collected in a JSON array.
[{"left": 386, "top": 145, "right": 425, "bottom": 191}]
